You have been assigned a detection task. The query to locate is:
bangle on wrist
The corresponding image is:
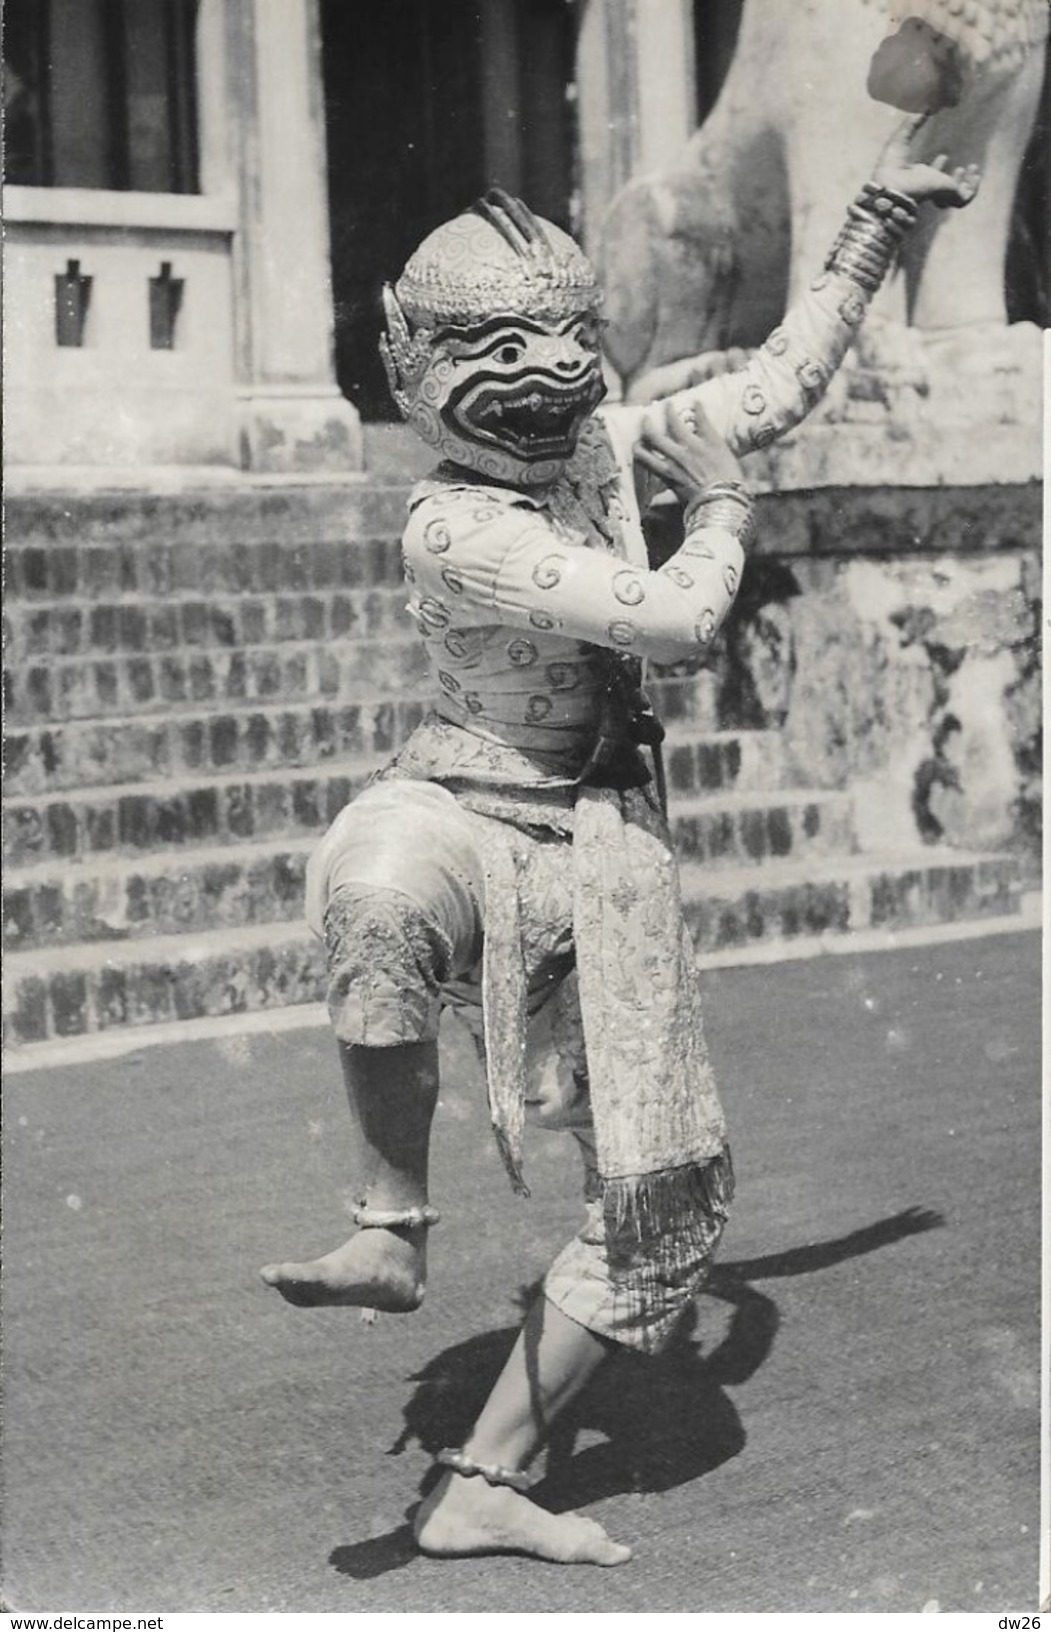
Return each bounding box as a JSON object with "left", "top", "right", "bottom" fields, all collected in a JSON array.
[
  {"left": 824, "top": 183, "right": 919, "bottom": 295},
  {"left": 684, "top": 481, "right": 756, "bottom": 552},
  {"left": 684, "top": 479, "right": 751, "bottom": 518}
]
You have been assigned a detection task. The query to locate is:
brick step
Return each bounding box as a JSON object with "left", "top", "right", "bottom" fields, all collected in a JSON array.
[
  {"left": 5, "top": 837, "right": 314, "bottom": 952},
  {"left": 3, "top": 532, "right": 405, "bottom": 604},
  {"left": 3, "top": 847, "right": 1022, "bottom": 1045},
  {"left": 670, "top": 788, "right": 855, "bottom": 870},
  {"left": 4, "top": 921, "right": 328, "bottom": 1044},
  {"left": 4, "top": 695, "right": 431, "bottom": 798},
  {"left": 3, "top": 761, "right": 386, "bottom": 869},
  {"left": 5, "top": 784, "right": 847, "bottom": 952},
  {"left": 3, "top": 487, "right": 409, "bottom": 599},
  {"left": 3, "top": 719, "right": 806, "bottom": 869},
  {"left": 5, "top": 644, "right": 722, "bottom": 730},
  {"left": 661, "top": 728, "right": 785, "bottom": 799},
  {"left": 647, "top": 669, "right": 720, "bottom": 729},
  {"left": 3, "top": 584, "right": 412, "bottom": 663},
  {"left": 4, "top": 697, "right": 767, "bottom": 801},
  {"left": 680, "top": 848, "right": 1023, "bottom": 953},
  {"left": 4, "top": 636, "right": 430, "bottom": 726}
]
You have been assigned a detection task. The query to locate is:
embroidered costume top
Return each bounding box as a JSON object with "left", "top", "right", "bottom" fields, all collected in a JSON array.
[{"left": 389, "top": 266, "right": 869, "bottom": 795}]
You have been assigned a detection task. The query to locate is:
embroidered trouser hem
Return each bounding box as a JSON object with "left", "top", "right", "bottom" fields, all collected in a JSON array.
[
  {"left": 322, "top": 885, "right": 453, "bottom": 1046},
  {"left": 543, "top": 1194, "right": 728, "bottom": 1355}
]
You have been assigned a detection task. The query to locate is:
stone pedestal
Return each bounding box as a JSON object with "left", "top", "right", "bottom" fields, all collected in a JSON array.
[{"left": 706, "top": 482, "right": 1043, "bottom": 875}]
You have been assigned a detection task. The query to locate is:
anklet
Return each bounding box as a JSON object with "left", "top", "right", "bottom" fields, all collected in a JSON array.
[
  {"left": 351, "top": 1203, "right": 441, "bottom": 1230},
  {"left": 435, "top": 1447, "right": 532, "bottom": 1493}
]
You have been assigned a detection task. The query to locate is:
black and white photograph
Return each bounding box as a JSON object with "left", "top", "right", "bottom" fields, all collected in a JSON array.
[{"left": 2, "top": 0, "right": 1046, "bottom": 1618}]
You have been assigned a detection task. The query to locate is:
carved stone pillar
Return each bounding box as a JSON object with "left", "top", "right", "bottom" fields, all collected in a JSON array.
[
  {"left": 219, "top": 0, "right": 362, "bottom": 472},
  {"left": 634, "top": 0, "right": 697, "bottom": 173},
  {"left": 574, "top": 0, "right": 696, "bottom": 253}
]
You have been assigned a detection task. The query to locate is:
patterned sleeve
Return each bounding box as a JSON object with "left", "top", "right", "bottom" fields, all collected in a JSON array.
[
  {"left": 662, "top": 270, "right": 869, "bottom": 455},
  {"left": 601, "top": 269, "right": 871, "bottom": 470},
  {"left": 403, "top": 488, "right": 744, "bottom": 665}
]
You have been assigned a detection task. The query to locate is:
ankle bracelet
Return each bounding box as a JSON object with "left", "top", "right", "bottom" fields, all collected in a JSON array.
[
  {"left": 351, "top": 1203, "right": 441, "bottom": 1230},
  {"left": 435, "top": 1446, "right": 532, "bottom": 1493}
]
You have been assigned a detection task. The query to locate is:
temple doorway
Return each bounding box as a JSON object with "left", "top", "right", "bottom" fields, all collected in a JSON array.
[{"left": 321, "top": 0, "right": 576, "bottom": 421}]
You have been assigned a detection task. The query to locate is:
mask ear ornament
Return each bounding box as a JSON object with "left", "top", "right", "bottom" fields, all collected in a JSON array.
[{"left": 379, "top": 283, "right": 433, "bottom": 418}]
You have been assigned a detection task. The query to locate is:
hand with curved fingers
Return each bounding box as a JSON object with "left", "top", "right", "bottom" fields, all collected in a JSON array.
[
  {"left": 634, "top": 402, "right": 745, "bottom": 509},
  {"left": 874, "top": 112, "right": 981, "bottom": 209}
]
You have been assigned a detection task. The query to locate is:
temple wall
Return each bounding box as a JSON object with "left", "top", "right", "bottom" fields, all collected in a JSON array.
[
  {"left": 655, "top": 306, "right": 1044, "bottom": 876},
  {"left": 4, "top": 0, "right": 361, "bottom": 475},
  {"left": 714, "top": 489, "right": 1042, "bottom": 873},
  {"left": 5, "top": 193, "right": 238, "bottom": 466}
]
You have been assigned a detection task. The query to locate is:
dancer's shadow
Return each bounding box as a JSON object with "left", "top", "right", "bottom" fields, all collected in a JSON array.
[{"left": 329, "top": 1205, "right": 942, "bottom": 1578}]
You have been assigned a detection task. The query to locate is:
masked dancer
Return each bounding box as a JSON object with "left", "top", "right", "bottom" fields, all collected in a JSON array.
[{"left": 262, "top": 122, "right": 977, "bottom": 1565}]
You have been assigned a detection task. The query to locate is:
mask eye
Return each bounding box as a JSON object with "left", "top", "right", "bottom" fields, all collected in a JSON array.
[{"left": 495, "top": 338, "right": 526, "bottom": 365}]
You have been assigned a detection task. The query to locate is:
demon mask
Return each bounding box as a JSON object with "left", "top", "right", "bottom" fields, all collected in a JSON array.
[{"left": 380, "top": 189, "right": 606, "bottom": 487}]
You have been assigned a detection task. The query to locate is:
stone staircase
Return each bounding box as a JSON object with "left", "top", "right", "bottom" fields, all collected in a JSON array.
[
  {"left": 2, "top": 480, "right": 1023, "bottom": 1051},
  {"left": 651, "top": 676, "right": 1022, "bottom": 954}
]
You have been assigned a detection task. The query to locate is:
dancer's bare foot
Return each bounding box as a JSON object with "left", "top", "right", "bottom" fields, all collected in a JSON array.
[
  {"left": 414, "top": 1472, "right": 632, "bottom": 1566},
  {"left": 259, "top": 1225, "right": 426, "bottom": 1312}
]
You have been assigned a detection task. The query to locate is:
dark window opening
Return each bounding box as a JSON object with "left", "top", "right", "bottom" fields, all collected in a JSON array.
[
  {"left": 54, "top": 259, "right": 92, "bottom": 346},
  {"left": 693, "top": 0, "right": 744, "bottom": 123},
  {"left": 3, "top": 0, "right": 199, "bottom": 192},
  {"left": 1006, "top": 46, "right": 1049, "bottom": 327},
  {"left": 321, "top": 0, "right": 576, "bottom": 420},
  {"left": 149, "top": 261, "right": 184, "bottom": 348}
]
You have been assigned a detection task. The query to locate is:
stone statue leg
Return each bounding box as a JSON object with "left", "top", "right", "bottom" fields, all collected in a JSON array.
[
  {"left": 903, "top": 52, "right": 1046, "bottom": 329},
  {"left": 780, "top": 20, "right": 906, "bottom": 324}
]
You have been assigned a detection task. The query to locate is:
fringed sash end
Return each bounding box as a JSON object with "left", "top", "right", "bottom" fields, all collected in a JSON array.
[
  {"left": 493, "top": 1123, "right": 532, "bottom": 1199},
  {"left": 602, "top": 1147, "right": 735, "bottom": 1267}
]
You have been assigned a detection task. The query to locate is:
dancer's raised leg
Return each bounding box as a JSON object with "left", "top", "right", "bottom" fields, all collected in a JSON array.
[{"left": 261, "top": 1038, "right": 439, "bottom": 1311}]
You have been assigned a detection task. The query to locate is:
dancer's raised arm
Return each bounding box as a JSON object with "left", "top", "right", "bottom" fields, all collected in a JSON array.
[{"left": 619, "top": 118, "right": 979, "bottom": 480}]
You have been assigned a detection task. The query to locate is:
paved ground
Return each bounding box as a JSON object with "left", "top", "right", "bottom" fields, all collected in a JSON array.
[{"left": 2, "top": 930, "right": 1042, "bottom": 1614}]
